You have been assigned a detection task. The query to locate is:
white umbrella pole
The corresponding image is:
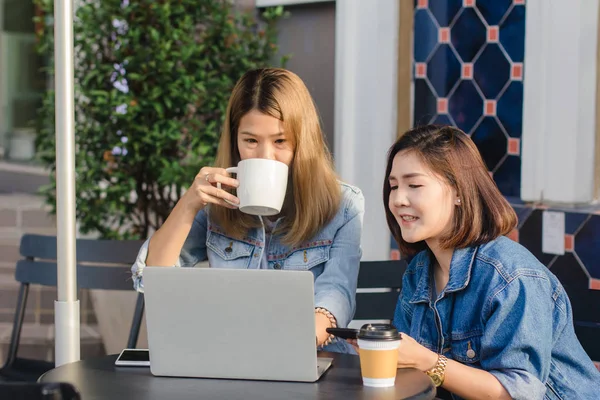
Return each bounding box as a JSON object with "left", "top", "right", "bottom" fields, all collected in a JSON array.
[{"left": 54, "top": 0, "right": 80, "bottom": 367}]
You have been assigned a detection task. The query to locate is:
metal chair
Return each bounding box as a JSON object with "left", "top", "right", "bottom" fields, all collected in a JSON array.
[
  {"left": 562, "top": 284, "right": 600, "bottom": 362},
  {"left": 355, "top": 260, "right": 459, "bottom": 400},
  {"left": 354, "top": 260, "right": 407, "bottom": 321},
  {"left": 0, "top": 234, "right": 145, "bottom": 382}
]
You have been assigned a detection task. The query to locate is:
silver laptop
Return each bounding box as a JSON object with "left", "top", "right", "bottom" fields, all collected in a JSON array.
[{"left": 142, "top": 267, "right": 333, "bottom": 382}]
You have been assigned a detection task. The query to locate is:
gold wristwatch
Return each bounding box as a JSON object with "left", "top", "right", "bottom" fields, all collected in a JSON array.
[{"left": 426, "top": 354, "right": 448, "bottom": 387}]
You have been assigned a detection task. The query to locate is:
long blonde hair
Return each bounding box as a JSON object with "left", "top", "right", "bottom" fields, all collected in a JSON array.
[{"left": 210, "top": 68, "right": 341, "bottom": 246}]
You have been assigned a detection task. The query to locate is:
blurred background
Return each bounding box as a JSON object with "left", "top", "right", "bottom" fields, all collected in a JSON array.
[{"left": 0, "top": 0, "right": 598, "bottom": 370}]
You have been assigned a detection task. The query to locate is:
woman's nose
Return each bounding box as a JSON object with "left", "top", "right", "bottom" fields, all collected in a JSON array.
[
  {"left": 258, "top": 144, "right": 276, "bottom": 160},
  {"left": 391, "top": 190, "right": 409, "bottom": 208}
]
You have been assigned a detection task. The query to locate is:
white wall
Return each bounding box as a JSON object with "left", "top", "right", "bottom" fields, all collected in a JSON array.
[
  {"left": 334, "top": 0, "right": 399, "bottom": 260},
  {"left": 257, "top": 0, "right": 400, "bottom": 260},
  {"left": 522, "top": 0, "right": 599, "bottom": 204}
]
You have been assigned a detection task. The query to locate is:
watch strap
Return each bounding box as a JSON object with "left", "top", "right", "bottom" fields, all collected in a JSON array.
[{"left": 426, "top": 354, "right": 448, "bottom": 387}]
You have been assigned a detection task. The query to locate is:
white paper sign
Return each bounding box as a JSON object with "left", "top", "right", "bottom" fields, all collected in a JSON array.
[{"left": 542, "top": 211, "right": 565, "bottom": 255}]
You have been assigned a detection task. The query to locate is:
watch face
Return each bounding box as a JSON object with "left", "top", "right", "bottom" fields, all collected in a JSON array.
[{"left": 430, "top": 374, "right": 443, "bottom": 387}]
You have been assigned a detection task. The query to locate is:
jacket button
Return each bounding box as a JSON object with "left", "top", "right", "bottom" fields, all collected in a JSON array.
[
  {"left": 466, "top": 349, "right": 475, "bottom": 358},
  {"left": 273, "top": 262, "right": 281, "bottom": 270},
  {"left": 225, "top": 247, "right": 232, "bottom": 253}
]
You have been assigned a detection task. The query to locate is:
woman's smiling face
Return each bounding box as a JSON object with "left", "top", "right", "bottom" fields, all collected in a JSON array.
[{"left": 387, "top": 150, "right": 457, "bottom": 248}]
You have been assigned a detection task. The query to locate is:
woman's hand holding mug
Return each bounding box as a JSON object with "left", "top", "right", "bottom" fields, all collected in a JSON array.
[{"left": 182, "top": 167, "right": 240, "bottom": 212}]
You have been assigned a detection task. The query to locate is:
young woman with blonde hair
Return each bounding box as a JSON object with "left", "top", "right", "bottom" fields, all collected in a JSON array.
[{"left": 131, "top": 68, "right": 364, "bottom": 352}]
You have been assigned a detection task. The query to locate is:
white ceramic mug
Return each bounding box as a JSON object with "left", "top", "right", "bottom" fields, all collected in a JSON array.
[{"left": 218, "top": 158, "right": 288, "bottom": 216}]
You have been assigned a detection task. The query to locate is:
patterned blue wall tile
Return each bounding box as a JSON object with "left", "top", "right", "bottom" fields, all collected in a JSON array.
[
  {"left": 507, "top": 200, "right": 600, "bottom": 295},
  {"left": 518, "top": 210, "right": 556, "bottom": 265},
  {"left": 427, "top": 44, "right": 461, "bottom": 97},
  {"left": 448, "top": 80, "right": 483, "bottom": 133},
  {"left": 500, "top": 4, "right": 526, "bottom": 62},
  {"left": 476, "top": 0, "right": 512, "bottom": 25},
  {"left": 414, "top": 9, "right": 438, "bottom": 62},
  {"left": 474, "top": 44, "right": 510, "bottom": 99},
  {"left": 511, "top": 204, "right": 533, "bottom": 228},
  {"left": 574, "top": 216, "right": 600, "bottom": 279},
  {"left": 414, "top": 79, "right": 437, "bottom": 126},
  {"left": 494, "top": 155, "right": 521, "bottom": 197},
  {"left": 451, "top": 8, "right": 487, "bottom": 62},
  {"left": 550, "top": 254, "right": 590, "bottom": 290},
  {"left": 506, "top": 195, "right": 526, "bottom": 205},
  {"left": 497, "top": 81, "right": 523, "bottom": 138},
  {"left": 413, "top": 1, "right": 525, "bottom": 198},
  {"left": 429, "top": 0, "right": 463, "bottom": 27},
  {"left": 565, "top": 213, "right": 590, "bottom": 235},
  {"left": 471, "top": 117, "right": 507, "bottom": 171},
  {"left": 432, "top": 115, "right": 453, "bottom": 125}
]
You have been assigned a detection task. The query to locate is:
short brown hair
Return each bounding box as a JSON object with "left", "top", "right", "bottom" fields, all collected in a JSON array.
[
  {"left": 383, "top": 125, "right": 517, "bottom": 256},
  {"left": 211, "top": 68, "right": 341, "bottom": 246}
]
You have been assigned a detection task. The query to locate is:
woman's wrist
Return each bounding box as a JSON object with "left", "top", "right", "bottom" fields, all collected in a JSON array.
[
  {"left": 421, "top": 349, "right": 440, "bottom": 372},
  {"left": 179, "top": 191, "right": 205, "bottom": 215},
  {"left": 315, "top": 308, "right": 337, "bottom": 347}
]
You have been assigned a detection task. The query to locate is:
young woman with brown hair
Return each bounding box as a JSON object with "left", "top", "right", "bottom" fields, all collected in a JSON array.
[
  {"left": 377, "top": 125, "right": 600, "bottom": 399},
  {"left": 131, "top": 68, "right": 364, "bottom": 353}
]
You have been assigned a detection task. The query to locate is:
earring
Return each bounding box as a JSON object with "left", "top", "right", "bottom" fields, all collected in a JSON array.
[{"left": 456, "top": 198, "right": 461, "bottom": 205}]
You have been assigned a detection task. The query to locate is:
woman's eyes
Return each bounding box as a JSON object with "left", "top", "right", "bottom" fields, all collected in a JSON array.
[
  {"left": 243, "top": 138, "right": 287, "bottom": 145},
  {"left": 390, "top": 184, "right": 422, "bottom": 190}
]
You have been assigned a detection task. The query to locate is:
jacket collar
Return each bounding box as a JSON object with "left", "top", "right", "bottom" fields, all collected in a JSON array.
[{"left": 410, "top": 246, "right": 478, "bottom": 304}]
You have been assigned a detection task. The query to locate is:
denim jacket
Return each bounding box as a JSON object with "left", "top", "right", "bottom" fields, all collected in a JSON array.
[
  {"left": 393, "top": 236, "right": 600, "bottom": 400},
  {"left": 132, "top": 182, "right": 364, "bottom": 329}
]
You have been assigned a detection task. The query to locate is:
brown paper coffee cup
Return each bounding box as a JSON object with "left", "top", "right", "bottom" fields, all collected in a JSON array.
[{"left": 357, "top": 338, "right": 400, "bottom": 387}]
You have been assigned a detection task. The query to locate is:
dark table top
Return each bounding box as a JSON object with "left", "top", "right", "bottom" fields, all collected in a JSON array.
[{"left": 40, "top": 352, "right": 436, "bottom": 400}]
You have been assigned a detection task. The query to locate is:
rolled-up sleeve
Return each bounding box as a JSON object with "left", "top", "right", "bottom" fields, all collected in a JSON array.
[
  {"left": 130, "top": 209, "right": 209, "bottom": 293},
  {"left": 314, "top": 189, "right": 364, "bottom": 328},
  {"left": 480, "top": 274, "right": 554, "bottom": 400}
]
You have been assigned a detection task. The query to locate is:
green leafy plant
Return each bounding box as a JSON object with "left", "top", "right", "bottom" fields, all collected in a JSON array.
[{"left": 34, "top": 0, "right": 288, "bottom": 239}]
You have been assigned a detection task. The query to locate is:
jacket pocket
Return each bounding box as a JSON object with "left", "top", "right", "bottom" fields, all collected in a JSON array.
[
  {"left": 450, "top": 331, "right": 482, "bottom": 364},
  {"left": 282, "top": 243, "right": 331, "bottom": 270},
  {"left": 206, "top": 232, "right": 254, "bottom": 267}
]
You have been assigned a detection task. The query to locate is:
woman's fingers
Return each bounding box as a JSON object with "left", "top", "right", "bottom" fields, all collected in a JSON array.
[
  {"left": 198, "top": 168, "right": 238, "bottom": 189},
  {"left": 346, "top": 339, "right": 359, "bottom": 353},
  {"left": 206, "top": 172, "right": 239, "bottom": 189},
  {"left": 192, "top": 167, "right": 240, "bottom": 209},
  {"left": 198, "top": 184, "right": 239, "bottom": 208}
]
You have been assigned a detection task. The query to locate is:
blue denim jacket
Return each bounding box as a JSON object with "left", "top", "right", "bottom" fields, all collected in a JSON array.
[
  {"left": 132, "top": 182, "right": 364, "bottom": 330},
  {"left": 393, "top": 236, "right": 600, "bottom": 400}
]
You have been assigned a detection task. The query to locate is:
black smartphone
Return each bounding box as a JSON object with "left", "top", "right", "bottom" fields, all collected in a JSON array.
[
  {"left": 326, "top": 327, "right": 359, "bottom": 340},
  {"left": 115, "top": 348, "right": 150, "bottom": 366}
]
